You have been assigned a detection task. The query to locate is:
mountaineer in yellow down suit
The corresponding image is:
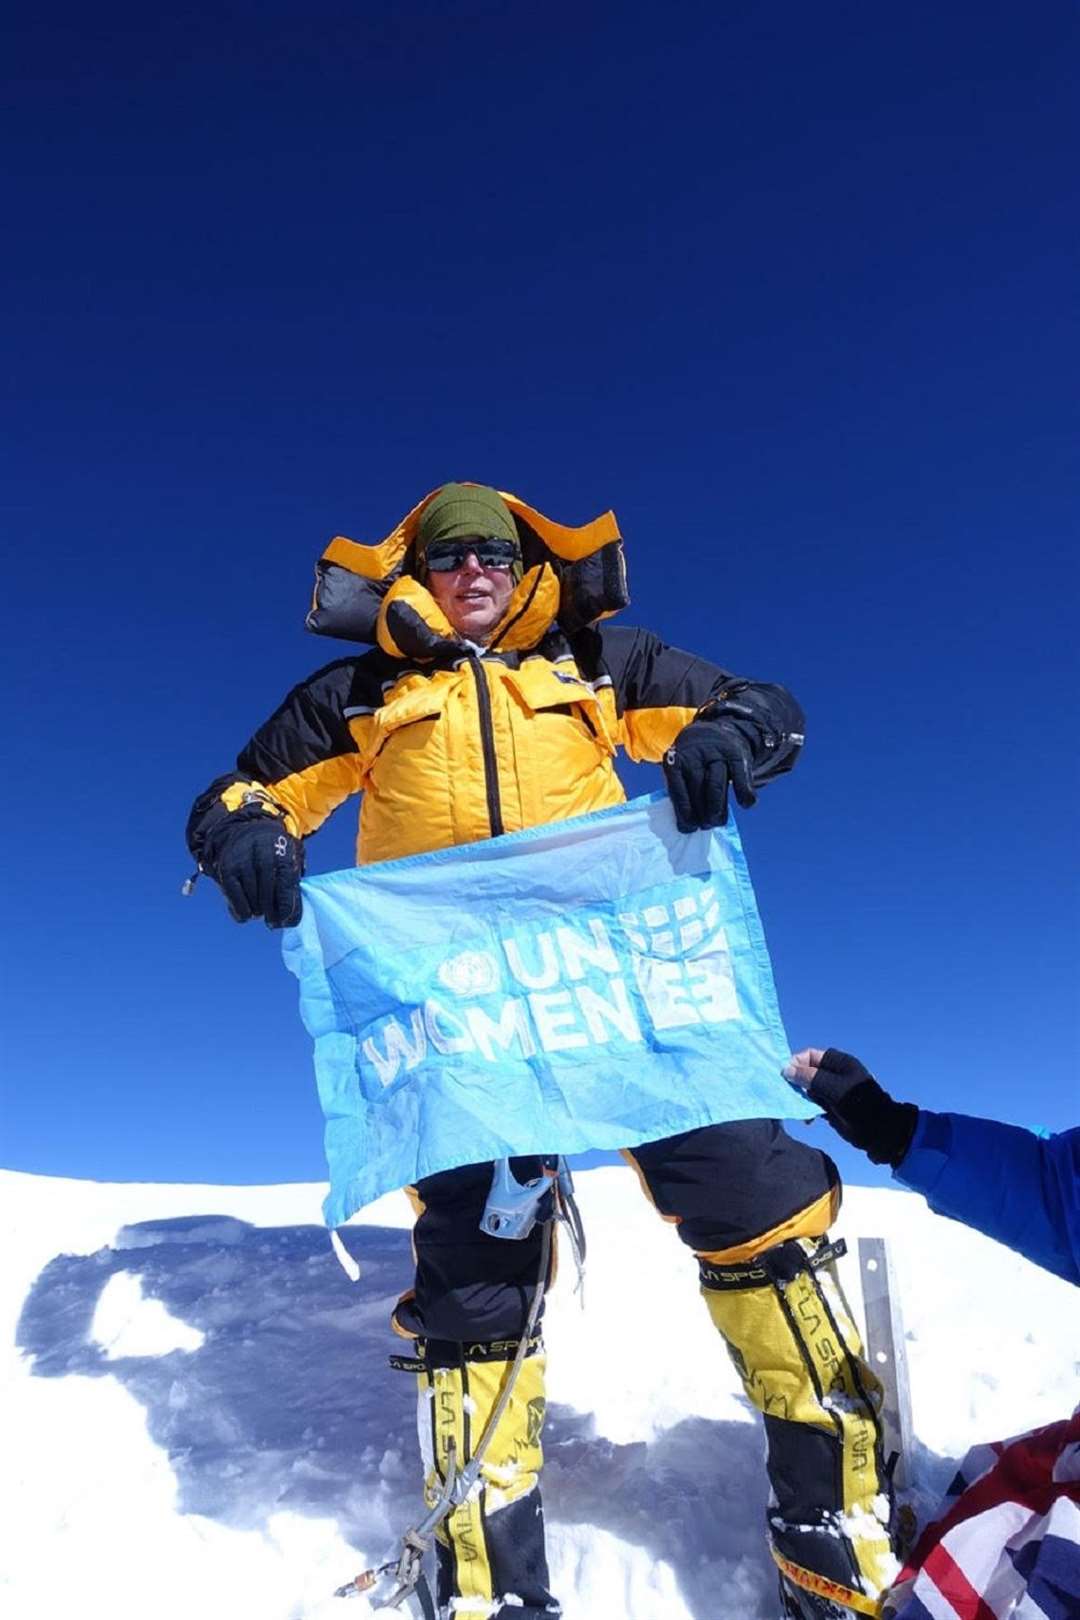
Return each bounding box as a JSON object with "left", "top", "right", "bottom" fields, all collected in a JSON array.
[{"left": 187, "top": 483, "right": 899, "bottom": 1620}]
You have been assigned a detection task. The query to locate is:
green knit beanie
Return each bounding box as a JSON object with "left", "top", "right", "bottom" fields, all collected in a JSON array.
[{"left": 415, "top": 483, "right": 523, "bottom": 582}]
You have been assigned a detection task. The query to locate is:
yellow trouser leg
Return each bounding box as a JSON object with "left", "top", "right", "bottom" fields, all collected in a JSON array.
[
  {"left": 418, "top": 1346, "right": 548, "bottom": 1619},
  {"left": 700, "top": 1240, "right": 897, "bottom": 1615}
]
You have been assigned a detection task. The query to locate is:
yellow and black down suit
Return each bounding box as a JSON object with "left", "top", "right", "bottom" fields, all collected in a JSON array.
[{"left": 188, "top": 488, "right": 896, "bottom": 1620}]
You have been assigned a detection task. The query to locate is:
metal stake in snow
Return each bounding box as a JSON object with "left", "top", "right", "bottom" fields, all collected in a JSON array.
[{"left": 858, "top": 1236, "right": 913, "bottom": 1492}]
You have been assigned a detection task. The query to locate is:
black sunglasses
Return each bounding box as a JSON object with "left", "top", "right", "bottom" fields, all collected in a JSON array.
[{"left": 424, "top": 537, "right": 520, "bottom": 573}]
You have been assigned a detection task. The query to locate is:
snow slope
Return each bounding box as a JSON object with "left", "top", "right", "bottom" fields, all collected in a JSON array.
[{"left": 3, "top": 1165, "right": 1078, "bottom": 1620}]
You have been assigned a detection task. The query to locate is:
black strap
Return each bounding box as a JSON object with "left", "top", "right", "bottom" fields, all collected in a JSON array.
[
  {"left": 412, "top": 1569, "right": 437, "bottom": 1620},
  {"left": 387, "top": 1353, "right": 427, "bottom": 1373},
  {"left": 809, "top": 1236, "right": 847, "bottom": 1270}
]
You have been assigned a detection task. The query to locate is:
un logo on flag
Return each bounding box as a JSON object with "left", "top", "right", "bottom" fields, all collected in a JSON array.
[{"left": 437, "top": 950, "right": 502, "bottom": 997}]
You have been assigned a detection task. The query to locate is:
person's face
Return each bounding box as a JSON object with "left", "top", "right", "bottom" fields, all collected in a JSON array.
[{"left": 426, "top": 543, "right": 516, "bottom": 642}]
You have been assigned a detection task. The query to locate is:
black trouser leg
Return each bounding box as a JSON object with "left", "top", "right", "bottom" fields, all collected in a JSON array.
[{"left": 393, "top": 1160, "right": 558, "bottom": 1620}]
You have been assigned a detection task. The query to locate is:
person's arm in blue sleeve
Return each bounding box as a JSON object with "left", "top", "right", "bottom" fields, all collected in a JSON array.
[
  {"left": 784, "top": 1048, "right": 1080, "bottom": 1285},
  {"left": 898, "top": 1111, "right": 1080, "bottom": 1283}
]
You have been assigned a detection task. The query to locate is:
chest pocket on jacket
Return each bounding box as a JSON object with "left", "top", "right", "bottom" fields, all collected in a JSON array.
[
  {"left": 360, "top": 676, "right": 454, "bottom": 786},
  {"left": 499, "top": 661, "right": 617, "bottom": 756}
]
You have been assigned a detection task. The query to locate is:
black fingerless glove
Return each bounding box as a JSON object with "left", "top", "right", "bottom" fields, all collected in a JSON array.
[
  {"left": 202, "top": 814, "right": 304, "bottom": 929},
  {"left": 807, "top": 1049, "right": 919, "bottom": 1168},
  {"left": 663, "top": 715, "right": 757, "bottom": 832}
]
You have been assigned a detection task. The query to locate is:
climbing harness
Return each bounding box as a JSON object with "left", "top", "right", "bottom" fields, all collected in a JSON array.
[{"left": 482, "top": 1153, "right": 586, "bottom": 1296}]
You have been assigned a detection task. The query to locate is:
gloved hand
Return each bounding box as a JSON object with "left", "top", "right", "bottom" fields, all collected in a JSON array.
[
  {"left": 783, "top": 1048, "right": 919, "bottom": 1168},
  {"left": 207, "top": 816, "right": 304, "bottom": 928},
  {"left": 663, "top": 715, "right": 757, "bottom": 832}
]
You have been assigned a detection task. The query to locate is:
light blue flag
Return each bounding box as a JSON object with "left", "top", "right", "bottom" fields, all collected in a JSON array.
[{"left": 283, "top": 793, "right": 818, "bottom": 1227}]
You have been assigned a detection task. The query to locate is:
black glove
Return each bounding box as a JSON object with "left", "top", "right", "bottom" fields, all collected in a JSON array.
[
  {"left": 206, "top": 816, "right": 304, "bottom": 929},
  {"left": 663, "top": 715, "right": 757, "bottom": 832},
  {"left": 803, "top": 1049, "right": 918, "bottom": 1168}
]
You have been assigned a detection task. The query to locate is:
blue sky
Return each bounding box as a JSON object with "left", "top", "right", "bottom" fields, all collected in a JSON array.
[{"left": 3, "top": 1, "right": 1077, "bottom": 1194}]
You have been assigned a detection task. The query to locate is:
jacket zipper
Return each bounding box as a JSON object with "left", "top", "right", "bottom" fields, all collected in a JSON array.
[{"left": 468, "top": 656, "right": 504, "bottom": 837}]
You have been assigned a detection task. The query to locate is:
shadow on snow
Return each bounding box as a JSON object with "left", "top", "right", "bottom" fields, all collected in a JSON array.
[{"left": 15, "top": 1213, "right": 911, "bottom": 1617}]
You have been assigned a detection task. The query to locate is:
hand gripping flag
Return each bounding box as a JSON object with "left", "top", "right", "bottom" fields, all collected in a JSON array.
[{"left": 283, "top": 793, "right": 818, "bottom": 1227}]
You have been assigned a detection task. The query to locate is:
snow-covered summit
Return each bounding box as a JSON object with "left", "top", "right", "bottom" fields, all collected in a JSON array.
[{"left": 3, "top": 1165, "right": 1077, "bottom": 1620}]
